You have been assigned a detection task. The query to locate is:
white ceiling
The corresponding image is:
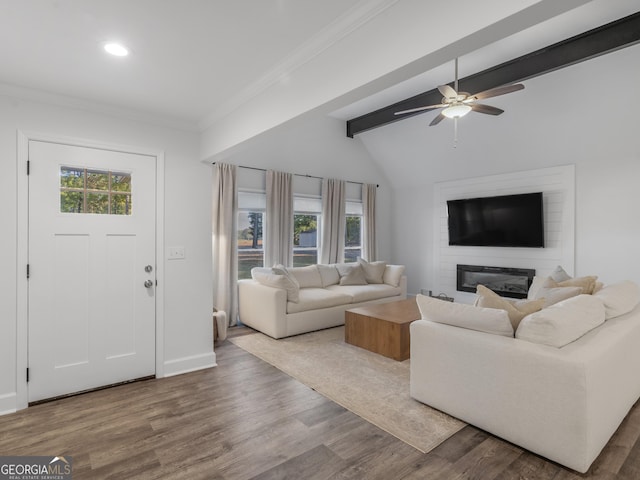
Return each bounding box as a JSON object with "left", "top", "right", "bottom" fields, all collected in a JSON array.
[
  {"left": 0, "top": 0, "right": 637, "bottom": 136},
  {"left": 0, "top": 0, "right": 362, "bottom": 129}
]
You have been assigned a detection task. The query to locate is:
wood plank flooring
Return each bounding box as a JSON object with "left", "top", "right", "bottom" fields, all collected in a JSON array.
[{"left": 1, "top": 326, "right": 639, "bottom": 479}]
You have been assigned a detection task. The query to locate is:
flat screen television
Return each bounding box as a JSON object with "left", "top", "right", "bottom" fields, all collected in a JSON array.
[{"left": 447, "top": 192, "right": 544, "bottom": 247}]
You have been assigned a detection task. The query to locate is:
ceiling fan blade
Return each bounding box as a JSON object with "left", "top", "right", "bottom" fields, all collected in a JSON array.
[
  {"left": 437, "top": 84, "right": 458, "bottom": 100},
  {"left": 394, "top": 104, "right": 447, "bottom": 115},
  {"left": 471, "top": 83, "right": 524, "bottom": 101},
  {"left": 472, "top": 103, "right": 504, "bottom": 115},
  {"left": 429, "top": 112, "right": 446, "bottom": 126}
]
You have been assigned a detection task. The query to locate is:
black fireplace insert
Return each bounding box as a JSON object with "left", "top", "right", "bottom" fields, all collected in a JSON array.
[{"left": 457, "top": 264, "right": 535, "bottom": 299}]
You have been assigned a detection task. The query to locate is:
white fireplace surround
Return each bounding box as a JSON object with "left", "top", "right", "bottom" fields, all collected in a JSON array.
[{"left": 433, "top": 165, "right": 575, "bottom": 304}]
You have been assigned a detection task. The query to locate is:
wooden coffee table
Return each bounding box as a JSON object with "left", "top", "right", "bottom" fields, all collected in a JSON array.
[{"left": 345, "top": 298, "right": 420, "bottom": 361}]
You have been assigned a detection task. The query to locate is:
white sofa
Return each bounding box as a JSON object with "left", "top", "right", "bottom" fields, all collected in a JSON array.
[
  {"left": 238, "top": 262, "right": 406, "bottom": 339},
  {"left": 410, "top": 280, "right": 640, "bottom": 473}
]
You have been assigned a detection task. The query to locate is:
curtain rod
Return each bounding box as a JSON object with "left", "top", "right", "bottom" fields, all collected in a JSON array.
[{"left": 212, "top": 163, "right": 378, "bottom": 188}]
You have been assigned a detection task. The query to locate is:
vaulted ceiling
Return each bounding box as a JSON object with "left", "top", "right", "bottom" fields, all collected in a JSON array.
[{"left": 0, "top": 0, "right": 638, "bottom": 155}]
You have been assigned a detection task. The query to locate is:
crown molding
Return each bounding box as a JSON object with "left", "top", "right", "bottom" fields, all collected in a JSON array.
[
  {"left": 197, "top": 0, "right": 400, "bottom": 131},
  {"left": 0, "top": 82, "right": 200, "bottom": 132}
]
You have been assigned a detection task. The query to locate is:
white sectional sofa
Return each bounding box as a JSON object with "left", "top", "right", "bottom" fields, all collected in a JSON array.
[
  {"left": 410, "top": 278, "right": 640, "bottom": 473},
  {"left": 238, "top": 261, "right": 406, "bottom": 339}
]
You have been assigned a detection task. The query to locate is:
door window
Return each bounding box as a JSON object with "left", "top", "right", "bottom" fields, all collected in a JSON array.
[{"left": 60, "top": 166, "right": 132, "bottom": 215}]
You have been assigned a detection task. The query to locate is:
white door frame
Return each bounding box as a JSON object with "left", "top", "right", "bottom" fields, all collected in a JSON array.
[{"left": 16, "top": 130, "right": 165, "bottom": 410}]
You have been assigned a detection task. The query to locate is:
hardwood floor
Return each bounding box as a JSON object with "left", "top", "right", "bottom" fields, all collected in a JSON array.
[{"left": 1, "top": 327, "right": 640, "bottom": 479}]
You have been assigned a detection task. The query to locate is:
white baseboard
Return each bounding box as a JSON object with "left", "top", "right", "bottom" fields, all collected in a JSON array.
[
  {"left": 162, "top": 352, "right": 217, "bottom": 377},
  {"left": 0, "top": 392, "right": 17, "bottom": 416}
]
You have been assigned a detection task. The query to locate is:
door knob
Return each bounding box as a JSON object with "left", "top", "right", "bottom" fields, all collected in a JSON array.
[{"left": 144, "top": 280, "right": 154, "bottom": 288}]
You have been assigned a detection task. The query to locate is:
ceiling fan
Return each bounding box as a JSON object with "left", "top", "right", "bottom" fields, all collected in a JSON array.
[{"left": 394, "top": 58, "right": 524, "bottom": 126}]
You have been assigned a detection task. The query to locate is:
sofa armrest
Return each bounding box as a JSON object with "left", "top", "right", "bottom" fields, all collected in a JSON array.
[{"left": 238, "top": 279, "right": 288, "bottom": 339}]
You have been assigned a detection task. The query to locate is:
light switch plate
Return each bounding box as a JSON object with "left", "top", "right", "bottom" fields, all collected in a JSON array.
[{"left": 168, "top": 246, "right": 185, "bottom": 260}]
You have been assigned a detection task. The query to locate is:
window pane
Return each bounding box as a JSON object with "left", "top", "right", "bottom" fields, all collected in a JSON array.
[
  {"left": 86, "top": 170, "right": 109, "bottom": 190},
  {"left": 60, "top": 191, "right": 84, "bottom": 213},
  {"left": 294, "top": 215, "right": 317, "bottom": 247},
  {"left": 111, "top": 172, "right": 131, "bottom": 192},
  {"left": 293, "top": 214, "right": 318, "bottom": 267},
  {"left": 60, "top": 167, "right": 84, "bottom": 188},
  {"left": 238, "top": 250, "right": 264, "bottom": 280},
  {"left": 237, "top": 211, "right": 264, "bottom": 279},
  {"left": 60, "top": 167, "right": 132, "bottom": 215},
  {"left": 293, "top": 249, "right": 317, "bottom": 267},
  {"left": 345, "top": 216, "right": 361, "bottom": 247},
  {"left": 86, "top": 193, "right": 109, "bottom": 214},
  {"left": 111, "top": 193, "right": 132, "bottom": 215},
  {"left": 344, "top": 248, "right": 361, "bottom": 263}
]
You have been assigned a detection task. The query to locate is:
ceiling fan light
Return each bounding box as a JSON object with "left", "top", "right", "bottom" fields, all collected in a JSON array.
[{"left": 442, "top": 104, "right": 472, "bottom": 119}]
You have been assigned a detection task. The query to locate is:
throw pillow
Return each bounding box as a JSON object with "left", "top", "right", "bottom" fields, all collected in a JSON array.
[
  {"left": 476, "top": 285, "right": 544, "bottom": 330},
  {"left": 337, "top": 264, "right": 368, "bottom": 286},
  {"left": 516, "top": 294, "right": 605, "bottom": 347},
  {"left": 287, "top": 265, "right": 323, "bottom": 288},
  {"left": 382, "top": 265, "right": 405, "bottom": 287},
  {"left": 550, "top": 265, "right": 572, "bottom": 283},
  {"left": 251, "top": 267, "right": 300, "bottom": 303},
  {"left": 357, "top": 257, "right": 386, "bottom": 284},
  {"left": 593, "top": 280, "right": 640, "bottom": 319},
  {"left": 317, "top": 264, "right": 340, "bottom": 287},
  {"left": 416, "top": 294, "right": 514, "bottom": 337},
  {"left": 531, "top": 277, "right": 584, "bottom": 307},
  {"left": 527, "top": 276, "right": 545, "bottom": 300},
  {"left": 556, "top": 275, "right": 598, "bottom": 295}
]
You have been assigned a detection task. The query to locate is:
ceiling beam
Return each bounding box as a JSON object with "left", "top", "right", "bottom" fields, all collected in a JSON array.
[{"left": 346, "top": 11, "right": 640, "bottom": 138}]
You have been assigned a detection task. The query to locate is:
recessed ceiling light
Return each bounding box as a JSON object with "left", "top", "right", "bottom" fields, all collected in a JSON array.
[{"left": 104, "top": 42, "right": 129, "bottom": 57}]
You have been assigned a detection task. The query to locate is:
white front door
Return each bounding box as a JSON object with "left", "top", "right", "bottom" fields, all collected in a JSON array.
[{"left": 28, "top": 140, "right": 157, "bottom": 402}]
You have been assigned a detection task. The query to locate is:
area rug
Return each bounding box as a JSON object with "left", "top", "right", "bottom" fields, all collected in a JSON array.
[{"left": 229, "top": 326, "right": 466, "bottom": 453}]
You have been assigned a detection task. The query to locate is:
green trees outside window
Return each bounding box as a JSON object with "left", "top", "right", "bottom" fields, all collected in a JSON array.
[{"left": 60, "top": 167, "right": 132, "bottom": 215}]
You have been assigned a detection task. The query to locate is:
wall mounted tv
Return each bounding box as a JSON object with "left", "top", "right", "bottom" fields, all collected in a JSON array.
[{"left": 447, "top": 192, "right": 544, "bottom": 248}]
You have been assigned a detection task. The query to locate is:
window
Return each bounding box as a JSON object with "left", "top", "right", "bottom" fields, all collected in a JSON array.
[
  {"left": 237, "top": 192, "right": 265, "bottom": 280},
  {"left": 60, "top": 166, "right": 132, "bottom": 215},
  {"left": 293, "top": 196, "right": 321, "bottom": 267},
  {"left": 344, "top": 201, "right": 363, "bottom": 262}
]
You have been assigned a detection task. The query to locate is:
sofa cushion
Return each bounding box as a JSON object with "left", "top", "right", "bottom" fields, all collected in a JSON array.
[
  {"left": 516, "top": 294, "right": 605, "bottom": 347},
  {"left": 317, "top": 264, "right": 340, "bottom": 287},
  {"left": 383, "top": 265, "right": 405, "bottom": 287},
  {"left": 476, "top": 285, "right": 544, "bottom": 330},
  {"left": 593, "top": 281, "right": 640, "bottom": 319},
  {"left": 357, "top": 258, "right": 386, "bottom": 284},
  {"left": 326, "top": 284, "right": 401, "bottom": 303},
  {"left": 287, "top": 265, "right": 323, "bottom": 288},
  {"left": 416, "top": 294, "right": 514, "bottom": 337},
  {"left": 286, "top": 288, "right": 352, "bottom": 314},
  {"left": 336, "top": 264, "right": 368, "bottom": 286},
  {"left": 251, "top": 267, "right": 300, "bottom": 303}
]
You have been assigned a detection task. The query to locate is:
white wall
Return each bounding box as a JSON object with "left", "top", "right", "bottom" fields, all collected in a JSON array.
[
  {"left": 358, "top": 43, "right": 640, "bottom": 294},
  {"left": 0, "top": 97, "right": 214, "bottom": 413},
  {"left": 217, "top": 113, "right": 394, "bottom": 262}
]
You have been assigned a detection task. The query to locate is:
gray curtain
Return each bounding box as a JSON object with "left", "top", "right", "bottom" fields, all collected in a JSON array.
[
  {"left": 362, "top": 183, "right": 377, "bottom": 261},
  {"left": 320, "top": 178, "right": 345, "bottom": 264},
  {"left": 212, "top": 163, "right": 238, "bottom": 339},
  {"left": 265, "top": 170, "right": 293, "bottom": 267}
]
